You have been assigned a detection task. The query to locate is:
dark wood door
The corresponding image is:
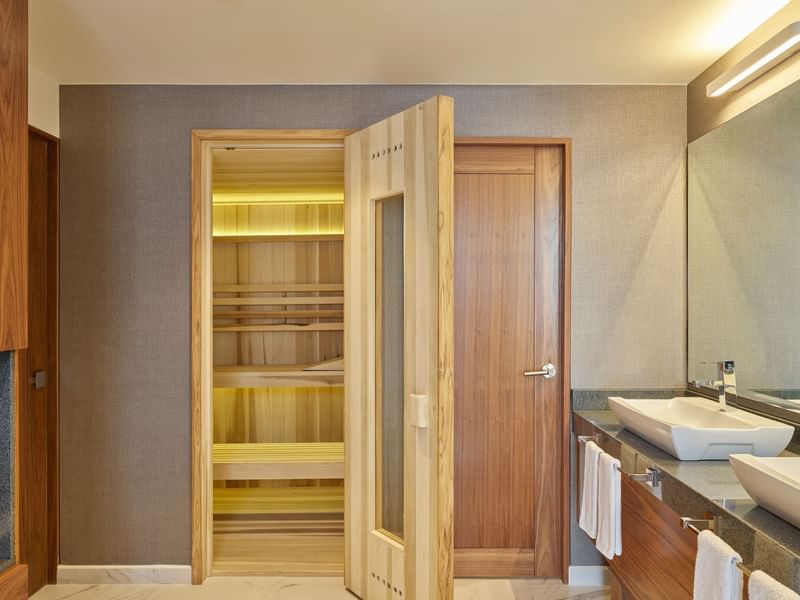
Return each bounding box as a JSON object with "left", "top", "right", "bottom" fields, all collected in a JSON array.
[
  {"left": 454, "top": 142, "right": 566, "bottom": 578},
  {"left": 18, "top": 128, "right": 59, "bottom": 595}
]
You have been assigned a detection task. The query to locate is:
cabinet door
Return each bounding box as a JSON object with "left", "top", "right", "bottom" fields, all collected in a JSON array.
[
  {"left": 0, "top": 0, "right": 29, "bottom": 350},
  {"left": 344, "top": 96, "right": 454, "bottom": 600}
]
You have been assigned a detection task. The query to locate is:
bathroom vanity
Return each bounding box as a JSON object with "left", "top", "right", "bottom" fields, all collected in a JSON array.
[{"left": 574, "top": 405, "right": 800, "bottom": 599}]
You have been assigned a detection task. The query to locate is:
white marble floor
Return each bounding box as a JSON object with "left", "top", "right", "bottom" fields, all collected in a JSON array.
[{"left": 31, "top": 577, "right": 609, "bottom": 600}]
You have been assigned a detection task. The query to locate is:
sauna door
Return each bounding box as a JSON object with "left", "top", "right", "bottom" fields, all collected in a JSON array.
[{"left": 344, "top": 96, "right": 454, "bottom": 600}]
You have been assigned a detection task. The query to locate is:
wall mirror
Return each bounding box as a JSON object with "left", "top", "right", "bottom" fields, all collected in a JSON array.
[{"left": 688, "top": 77, "right": 800, "bottom": 424}]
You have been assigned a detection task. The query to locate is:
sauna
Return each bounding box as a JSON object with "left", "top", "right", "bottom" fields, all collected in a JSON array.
[
  {"left": 209, "top": 141, "right": 346, "bottom": 575},
  {"left": 191, "top": 102, "right": 570, "bottom": 594}
]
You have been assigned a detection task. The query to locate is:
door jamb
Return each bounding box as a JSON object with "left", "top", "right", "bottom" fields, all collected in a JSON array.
[
  {"left": 19, "top": 125, "right": 60, "bottom": 590},
  {"left": 190, "top": 132, "right": 572, "bottom": 585},
  {"left": 189, "top": 129, "right": 353, "bottom": 584}
]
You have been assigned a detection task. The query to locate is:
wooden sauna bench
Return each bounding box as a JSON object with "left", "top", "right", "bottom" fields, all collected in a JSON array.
[
  {"left": 213, "top": 358, "right": 344, "bottom": 388},
  {"left": 212, "top": 442, "right": 345, "bottom": 480},
  {"left": 213, "top": 486, "right": 344, "bottom": 517}
]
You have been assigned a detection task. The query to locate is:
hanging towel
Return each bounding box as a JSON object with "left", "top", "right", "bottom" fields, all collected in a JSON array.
[
  {"left": 595, "top": 452, "right": 621, "bottom": 560},
  {"left": 749, "top": 570, "right": 800, "bottom": 600},
  {"left": 579, "top": 440, "right": 602, "bottom": 538},
  {"left": 693, "top": 530, "right": 742, "bottom": 600}
]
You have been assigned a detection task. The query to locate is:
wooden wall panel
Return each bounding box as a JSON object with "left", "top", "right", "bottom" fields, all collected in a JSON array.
[
  {"left": 609, "top": 478, "right": 697, "bottom": 600},
  {"left": 0, "top": 0, "right": 28, "bottom": 350},
  {"left": 454, "top": 173, "right": 537, "bottom": 551},
  {"left": 0, "top": 564, "right": 27, "bottom": 600}
]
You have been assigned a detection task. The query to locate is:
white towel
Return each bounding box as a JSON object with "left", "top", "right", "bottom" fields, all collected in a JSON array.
[
  {"left": 748, "top": 570, "right": 800, "bottom": 600},
  {"left": 579, "top": 440, "right": 602, "bottom": 538},
  {"left": 693, "top": 530, "right": 742, "bottom": 600},
  {"left": 595, "top": 452, "right": 621, "bottom": 560}
]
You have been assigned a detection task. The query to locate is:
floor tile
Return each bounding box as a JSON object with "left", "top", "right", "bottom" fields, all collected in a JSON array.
[{"left": 31, "top": 577, "right": 609, "bottom": 600}]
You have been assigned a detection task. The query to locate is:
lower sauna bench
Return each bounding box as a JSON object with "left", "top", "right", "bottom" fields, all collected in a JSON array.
[
  {"left": 211, "top": 443, "right": 346, "bottom": 576},
  {"left": 213, "top": 486, "right": 344, "bottom": 516}
]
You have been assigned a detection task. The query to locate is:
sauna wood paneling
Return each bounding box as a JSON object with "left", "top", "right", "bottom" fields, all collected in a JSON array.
[
  {"left": 0, "top": 0, "right": 28, "bottom": 350},
  {"left": 609, "top": 477, "right": 697, "bottom": 600},
  {"left": 212, "top": 203, "right": 344, "bottom": 367}
]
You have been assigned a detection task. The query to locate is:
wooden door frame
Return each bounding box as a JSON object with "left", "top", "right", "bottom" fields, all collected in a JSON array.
[
  {"left": 454, "top": 137, "right": 572, "bottom": 582},
  {"left": 190, "top": 129, "right": 352, "bottom": 583},
  {"left": 18, "top": 125, "right": 60, "bottom": 589},
  {"left": 190, "top": 132, "right": 572, "bottom": 585}
]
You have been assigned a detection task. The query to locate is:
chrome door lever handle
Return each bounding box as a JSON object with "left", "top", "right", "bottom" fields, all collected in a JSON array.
[{"left": 524, "top": 363, "right": 557, "bottom": 379}]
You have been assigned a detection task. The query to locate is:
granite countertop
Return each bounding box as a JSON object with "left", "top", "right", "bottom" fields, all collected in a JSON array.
[{"left": 574, "top": 408, "right": 800, "bottom": 590}]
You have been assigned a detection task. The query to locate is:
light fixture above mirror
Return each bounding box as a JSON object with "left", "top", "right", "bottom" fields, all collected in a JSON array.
[{"left": 707, "top": 21, "right": 800, "bottom": 97}]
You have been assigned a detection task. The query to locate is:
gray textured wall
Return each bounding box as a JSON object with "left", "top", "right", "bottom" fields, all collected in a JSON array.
[{"left": 59, "top": 85, "right": 687, "bottom": 565}]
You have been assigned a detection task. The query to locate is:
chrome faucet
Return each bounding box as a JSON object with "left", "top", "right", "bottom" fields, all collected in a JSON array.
[{"left": 692, "top": 360, "right": 737, "bottom": 412}]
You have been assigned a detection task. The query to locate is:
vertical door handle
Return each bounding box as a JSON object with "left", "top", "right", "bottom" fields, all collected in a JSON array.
[{"left": 523, "top": 363, "right": 557, "bottom": 379}]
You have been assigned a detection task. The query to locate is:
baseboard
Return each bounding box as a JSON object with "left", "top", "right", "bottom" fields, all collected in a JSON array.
[
  {"left": 568, "top": 565, "right": 610, "bottom": 587},
  {"left": 57, "top": 564, "right": 191, "bottom": 584}
]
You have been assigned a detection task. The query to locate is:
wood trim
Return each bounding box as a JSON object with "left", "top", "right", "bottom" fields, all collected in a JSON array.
[
  {"left": 18, "top": 127, "right": 60, "bottom": 593},
  {"left": 532, "top": 145, "right": 564, "bottom": 577},
  {"left": 28, "top": 126, "right": 59, "bottom": 144},
  {"left": 190, "top": 129, "right": 349, "bottom": 585},
  {"left": 455, "top": 136, "right": 573, "bottom": 146},
  {"left": 0, "top": 0, "right": 28, "bottom": 351},
  {"left": 0, "top": 564, "right": 27, "bottom": 600},
  {"left": 191, "top": 129, "right": 354, "bottom": 142},
  {"left": 561, "top": 139, "right": 573, "bottom": 584},
  {"left": 453, "top": 145, "right": 536, "bottom": 174},
  {"left": 437, "top": 96, "right": 455, "bottom": 600},
  {"left": 454, "top": 549, "right": 534, "bottom": 577},
  {"left": 190, "top": 130, "right": 207, "bottom": 585}
]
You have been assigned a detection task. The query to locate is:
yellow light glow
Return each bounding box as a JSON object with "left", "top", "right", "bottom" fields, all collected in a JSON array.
[
  {"left": 703, "top": 0, "right": 791, "bottom": 53},
  {"left": 212, "top": 192, "right": 344, "bottom": 206}
]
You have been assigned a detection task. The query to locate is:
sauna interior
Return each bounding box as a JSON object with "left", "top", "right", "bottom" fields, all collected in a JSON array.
[{"left": 210, "top": 142, "right": 346, "bottom": 575}]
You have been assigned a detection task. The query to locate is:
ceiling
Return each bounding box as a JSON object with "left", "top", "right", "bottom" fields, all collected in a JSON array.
[
  {"left": 212, "top": 146, "right": 344, "bottom": 202},
  {"left": 30, "top": 0, "right": 790, "bottom": 85}
]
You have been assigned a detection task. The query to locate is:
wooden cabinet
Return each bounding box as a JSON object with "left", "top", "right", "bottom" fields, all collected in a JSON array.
[
  {"left": 609, "top": 477, "right": 698, "bottom": 600},
  {"left": 0, "top": 0, "right": 29, "bottom": 351}
]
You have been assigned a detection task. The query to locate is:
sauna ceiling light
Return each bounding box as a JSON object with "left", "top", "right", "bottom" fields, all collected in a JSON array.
[
  {"left": 212, "top": 192, "right": 344, "bottom": 205},
  {"left": 707, "top": 21, "right": 800, "bottom": 97}
]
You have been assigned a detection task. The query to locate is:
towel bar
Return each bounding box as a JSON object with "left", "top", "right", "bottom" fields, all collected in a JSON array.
[
  {"left": 681, "top": 515, "right": 718, "bottom": 534},
  {"left": 618, "top": 465, "right": 661, "bottom": 486},
  {"left": 578, "top": 434, "right": 601, "bottom": 445},
  {"left": 681, "top": 518, "right": 754, "bottom": 576}
]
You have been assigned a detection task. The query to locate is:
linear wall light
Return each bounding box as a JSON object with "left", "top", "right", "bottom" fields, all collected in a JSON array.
[
  {"left": 212, "top": 192, "right": 344, "bottom": 205},
  {"left": 707, "top": 21, "right": 800, "bottom": 97}
]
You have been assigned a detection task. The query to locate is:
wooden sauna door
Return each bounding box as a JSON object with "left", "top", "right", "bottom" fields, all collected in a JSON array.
[
  {"left": 454, "top": 142, "right": 567, "bottom": 578},
  {"left": 344, "top": 97, "right": 454, "bottom": 600}
]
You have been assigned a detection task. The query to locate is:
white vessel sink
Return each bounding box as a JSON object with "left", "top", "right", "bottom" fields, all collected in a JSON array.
[
  {"left": 608, "top": 396, "right": 794, "bottom": 460},
  {"left": 729, "top": 455, "right": 800, "bottom": 528}
]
